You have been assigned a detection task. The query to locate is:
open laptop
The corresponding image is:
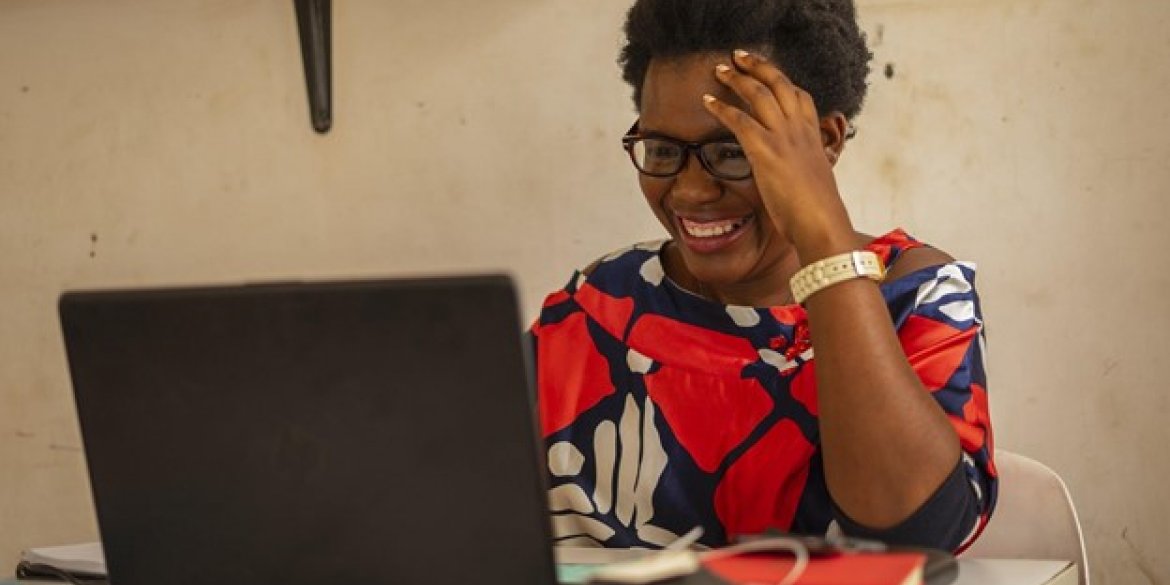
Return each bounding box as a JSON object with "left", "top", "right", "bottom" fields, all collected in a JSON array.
[{"left": 59, "top": 275, "right": 558, "bottom": 585}]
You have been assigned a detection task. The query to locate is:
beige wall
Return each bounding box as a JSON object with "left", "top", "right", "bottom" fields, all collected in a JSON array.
[{"left": 1, "top": 1, "right": 1166, "bottom": 583}]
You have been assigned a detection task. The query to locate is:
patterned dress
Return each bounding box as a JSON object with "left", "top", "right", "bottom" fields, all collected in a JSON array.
[{"left": 531, "top": 229, "right": 996, "bottom": 550}]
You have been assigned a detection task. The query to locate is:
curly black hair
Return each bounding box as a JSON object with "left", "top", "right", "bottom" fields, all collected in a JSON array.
[{"left": 619, "top": 0, "right": 872, "bottom": 119}]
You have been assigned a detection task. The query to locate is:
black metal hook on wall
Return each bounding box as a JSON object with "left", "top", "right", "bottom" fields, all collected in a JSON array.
[{"left": 294, "top": 0, "right": 331, "bottom": 133}]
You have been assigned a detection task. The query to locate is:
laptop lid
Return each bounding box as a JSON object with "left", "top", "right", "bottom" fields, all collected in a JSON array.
[{"left": 59, "top": 275, "right": 556, "bottom": 585}]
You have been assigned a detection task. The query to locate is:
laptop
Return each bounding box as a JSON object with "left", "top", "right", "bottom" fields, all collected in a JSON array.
[{"left": 59, "top": 275, "right": 558, "bottom": 585}]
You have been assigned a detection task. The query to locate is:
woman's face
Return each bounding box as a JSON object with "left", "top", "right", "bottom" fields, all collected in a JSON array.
[{"left": 636, "top": 53, "right": 794, "bottom": 299}]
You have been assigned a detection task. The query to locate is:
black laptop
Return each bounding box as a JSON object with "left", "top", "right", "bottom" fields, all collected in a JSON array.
[{"left": 59, "top": 275, "right": 557, "bottom": 585}]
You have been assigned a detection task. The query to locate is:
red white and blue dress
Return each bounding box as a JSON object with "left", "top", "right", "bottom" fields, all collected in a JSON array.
[{"left": 531, "top": 229, "right": 996, "bottom": 551}]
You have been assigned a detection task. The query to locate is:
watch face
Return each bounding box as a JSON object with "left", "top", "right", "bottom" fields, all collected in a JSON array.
[{"left": 866, "top": 252, "right": 886, "bottom": 279}]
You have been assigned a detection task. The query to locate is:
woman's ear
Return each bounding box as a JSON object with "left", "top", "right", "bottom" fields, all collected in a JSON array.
[{"left": 819, "top": 112, "right": 849, "bottom": 167}]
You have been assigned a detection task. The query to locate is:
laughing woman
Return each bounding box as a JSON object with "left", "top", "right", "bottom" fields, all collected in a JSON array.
[{"left": 532, "top": 0, "right": 995, "bottom": 551}]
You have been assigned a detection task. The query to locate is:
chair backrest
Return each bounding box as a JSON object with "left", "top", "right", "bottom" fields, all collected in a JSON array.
[{"left": 962, "top": 449, "right": 1090, "bottom": 585}]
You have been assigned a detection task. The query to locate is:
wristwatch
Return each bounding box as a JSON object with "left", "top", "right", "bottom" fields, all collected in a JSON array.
[{"left": 789, "top": 250, "right": 885, "bottom": 305}]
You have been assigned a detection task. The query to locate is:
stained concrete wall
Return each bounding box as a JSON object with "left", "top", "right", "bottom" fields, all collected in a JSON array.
[{"left": 1, "top": 1, "right": 1166, "bottom": 583}]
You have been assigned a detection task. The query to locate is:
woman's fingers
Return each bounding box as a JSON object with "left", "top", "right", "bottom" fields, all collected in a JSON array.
[
  {"left": 700, "top": 93, "right": 767, "bottom": 152},
  {"left": 713, "top": 62, "right": 787, "bottom": 130},
  {"left": 728, "top": 50, "right": 820, "bottom": 127}
]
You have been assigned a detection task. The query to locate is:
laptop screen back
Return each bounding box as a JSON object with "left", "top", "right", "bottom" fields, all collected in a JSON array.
[{"left": 59, "top": 275, "right": 556, "bottom": 585}]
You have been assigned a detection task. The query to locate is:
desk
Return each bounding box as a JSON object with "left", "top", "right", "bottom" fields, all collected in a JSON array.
[
  {"left": 554, "top": 547, "right": 1077, "bottom": 585},
  {"left": 4, "top": 559, "right": 1079, "bottom": 585},
  {"left": 955, "top": 559, "right": 1077, "bottom": 585}
]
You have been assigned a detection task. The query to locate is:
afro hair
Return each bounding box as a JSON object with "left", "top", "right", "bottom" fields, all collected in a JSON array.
[{"left": 619, "top": 0, "right": 872, "bottom": 119}]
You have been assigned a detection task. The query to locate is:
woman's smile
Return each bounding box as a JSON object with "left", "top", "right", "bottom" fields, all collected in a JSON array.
[{"left": 675, "top": 212, "right": 755, "bottom": 253}]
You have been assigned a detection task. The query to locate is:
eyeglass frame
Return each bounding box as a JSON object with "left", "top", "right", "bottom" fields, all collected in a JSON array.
[
  {"left": 620, "top": 118, "right": 860, "bottom": 180},
  {"left": 620, "top": 121, "right": 753, "bottom": 181}
]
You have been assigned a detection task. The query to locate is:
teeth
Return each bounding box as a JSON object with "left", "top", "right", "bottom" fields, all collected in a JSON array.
[{"left": 681, "top": 217, "right": 747, "bottom": 238}]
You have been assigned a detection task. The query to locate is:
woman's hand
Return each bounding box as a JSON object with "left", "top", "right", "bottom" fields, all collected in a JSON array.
[
  {"left": 702, "top": 49, "right": 855, "bottom": 259},
  {"left": 707, "top": 51, "right": 964, "bottom": 529}
]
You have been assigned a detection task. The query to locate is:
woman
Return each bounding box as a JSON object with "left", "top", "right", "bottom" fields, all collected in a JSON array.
[{"left": 532, "top": 0, "right": 995, "bottom": 552}]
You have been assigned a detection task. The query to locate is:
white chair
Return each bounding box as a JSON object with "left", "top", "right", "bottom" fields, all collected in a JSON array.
[{"left": 962, "top": 449, "right": 1090, "bottom": 585}]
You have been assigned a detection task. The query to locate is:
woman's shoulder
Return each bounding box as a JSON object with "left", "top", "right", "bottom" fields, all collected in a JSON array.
[
  {"left": 579, "top": 240, "right": 669, "bottom": 279},
  {"left": 534, "top": 240, "right": 674, "bottom": 337},
  {"left": 535, "top": 240, "right": 668, "bottom": 315},
  {"left": 865, "top": 230, "right": 982, "bottom": 326},
  {"left": 863, "top": 228, "right": 959, "bottom": 282}
]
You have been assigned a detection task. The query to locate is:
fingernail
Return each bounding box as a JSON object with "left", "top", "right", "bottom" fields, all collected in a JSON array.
[
  {"left": 702, "top": 94, "right": 717, "bottom": 104},
  {"left": 715, "top": 64, "right": 731, "bottom": 75},
  {"left": 734, "top": 49, "right": 750, "bottom": 60}
]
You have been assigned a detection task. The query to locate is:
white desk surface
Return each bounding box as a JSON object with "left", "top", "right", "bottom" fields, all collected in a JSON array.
[
  {"left": 555, "top": 547, "right": 1077, "bottom": 585},
  {"left": 954, "top": 559, "right": 1077, "bottom": 585}
]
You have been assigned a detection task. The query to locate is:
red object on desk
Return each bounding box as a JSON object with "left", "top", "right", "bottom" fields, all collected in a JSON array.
[{"left": 705, "top": 551, "right": 926, "bottom": 585}]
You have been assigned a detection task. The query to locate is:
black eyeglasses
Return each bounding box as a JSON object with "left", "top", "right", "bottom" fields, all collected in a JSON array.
[{"left": 621, "top": 121, "right": 752, "bottom": 181}]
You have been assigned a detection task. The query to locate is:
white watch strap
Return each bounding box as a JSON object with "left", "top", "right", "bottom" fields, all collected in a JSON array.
[{"left": 789, "top": 250, "right": 885, "bottom": 305}]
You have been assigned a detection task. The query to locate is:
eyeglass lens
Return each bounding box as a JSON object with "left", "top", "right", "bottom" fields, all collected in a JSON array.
[{"left": 627, "top": 138, "right": 751, "bottom": 179}]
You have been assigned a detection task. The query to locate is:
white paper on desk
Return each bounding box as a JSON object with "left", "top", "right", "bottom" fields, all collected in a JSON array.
[{"left": 20, "top": 542, "right": 107, "bottom": 576}]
